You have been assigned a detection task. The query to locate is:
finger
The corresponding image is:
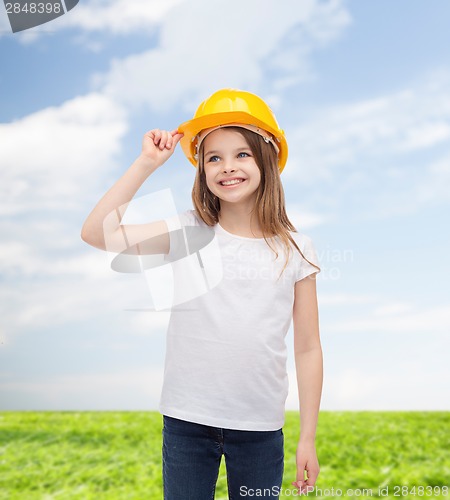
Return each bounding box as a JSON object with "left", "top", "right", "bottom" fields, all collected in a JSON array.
[
  {"left": 152, "top": 129, "right": 162, "bottom": 146},
  {"left": 301, "top": 481, "right": 315, "bottom": 495},
  {"left": 144, "top": 130, "right": 156, "bottom": 144},
  {"left": 165, "top": 130, "right": 173, "bottom": 149},
  {"left": 170, "top": 132, "right": 183, "bottom": 148},
  {"left": 306, "top": 468, "right": 319, "bottom": 486},
  {"left": 159, "top": 130, "right": 169, "bottom": 150},
  {"left": 170, "top": 129, "right": 184, "bottom": 142},
  {"left": 291, "top": 480, "right": 306, "bottom": 490},
  {"left": 294, "top": 468, "right": 308, "bottom": 491},
  {"left": 166, "top": 130, "right": 183, "bottom": 150},
  {"left": 291, "top": 480, "right": 310, "bottom": 496}
]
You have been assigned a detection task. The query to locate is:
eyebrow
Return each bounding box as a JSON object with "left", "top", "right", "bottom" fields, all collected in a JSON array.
[{"left": 204, "top": 147, "right": 251, "bottom": 157}]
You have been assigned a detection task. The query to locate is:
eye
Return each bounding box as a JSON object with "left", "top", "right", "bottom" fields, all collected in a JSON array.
[
  {"left": 207, "top": 155, "right": 220, "bottom": 163},
  {"left": 237, "top": 152, "right": 250, "bottom": 158}
]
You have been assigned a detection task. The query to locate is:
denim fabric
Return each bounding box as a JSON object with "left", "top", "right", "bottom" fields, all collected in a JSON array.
[{"left": 162, "top": 415, "right": 284, "bottom": 499}]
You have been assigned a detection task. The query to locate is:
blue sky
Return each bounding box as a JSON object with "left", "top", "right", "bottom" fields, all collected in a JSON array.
[{"left": 0, "top": 0, "right": 449, "bottom": 411}]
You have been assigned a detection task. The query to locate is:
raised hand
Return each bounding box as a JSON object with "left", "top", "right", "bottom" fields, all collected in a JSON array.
[{"left": 140, "top": 128, "right": 184, "bottom": 167}]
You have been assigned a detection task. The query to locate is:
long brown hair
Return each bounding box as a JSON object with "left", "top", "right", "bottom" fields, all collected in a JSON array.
[{"left": 191, "top": 126, "right": 321, "bottom": 281}]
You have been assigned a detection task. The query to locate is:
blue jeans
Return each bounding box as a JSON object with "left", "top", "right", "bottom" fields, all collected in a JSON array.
[{"left": 162, "top": 415, "right": 284, "bottom": 499}]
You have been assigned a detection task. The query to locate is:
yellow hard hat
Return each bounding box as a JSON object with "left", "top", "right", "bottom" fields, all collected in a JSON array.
[{"left": 178, "top": 88, "right": 288, "bottom": 173}]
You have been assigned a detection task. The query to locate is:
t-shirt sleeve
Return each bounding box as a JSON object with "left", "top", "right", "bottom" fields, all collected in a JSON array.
[
  {"left": 163, "top": 209, "right": 199, "bottom": 262},
  {"left": 295, "top": 234, "right": 321, "bottom": 282}
]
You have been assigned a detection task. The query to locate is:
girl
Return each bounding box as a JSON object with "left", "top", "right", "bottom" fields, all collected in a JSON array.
[{"left": 81, "top": 88, "right": 323, "bottom": 499}]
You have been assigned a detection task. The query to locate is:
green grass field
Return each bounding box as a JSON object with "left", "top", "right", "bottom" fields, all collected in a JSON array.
[{"left": 0, "top": 411, "right": 448, "bottom": 499}]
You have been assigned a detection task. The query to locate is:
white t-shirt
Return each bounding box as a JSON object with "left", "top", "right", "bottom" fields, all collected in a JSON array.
[{"left": 158, "top": 209, "right": 320, "bottom": 431}]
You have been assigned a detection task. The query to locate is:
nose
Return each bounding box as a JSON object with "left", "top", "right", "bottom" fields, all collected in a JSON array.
[{"left": 222, "top": 160, "right": 236, "bottom": 173}]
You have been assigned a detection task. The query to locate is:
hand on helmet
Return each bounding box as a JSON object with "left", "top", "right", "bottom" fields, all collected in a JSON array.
[{"left": 141, "top": 129, "right": 184, "bottom": 166}]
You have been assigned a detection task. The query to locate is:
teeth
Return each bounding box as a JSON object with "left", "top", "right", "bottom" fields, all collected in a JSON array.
[{"left": 221, "top": 179, "right": 244, "bottom": 186}]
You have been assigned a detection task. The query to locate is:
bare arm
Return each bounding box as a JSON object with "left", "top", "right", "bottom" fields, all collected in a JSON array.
[
  {"left": 80, "top": 129, "right": 183, "bottom": 253},
  {"left": 291, "top": 272, "right": 323, "bottom": 495}
]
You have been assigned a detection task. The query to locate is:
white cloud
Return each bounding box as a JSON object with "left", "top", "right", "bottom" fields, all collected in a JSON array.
[
  {"left": 284, "top": 293, "right": 450, "bottom": 411},
  {"left": 397, "top": 121, "right": 450, "bottom": 151},
  {"left": 285, "top": 300, "right": 449, "bottom": 410},
  {"left": 2, "top": 0, "right": 186, "bottom": 44},
  {"left": 0, "top": 96, "right": 182, "bottom": 339},
  {"left": 63, "top": 0, "right": 185, "bottom": 34},
  {"left": 0, "top": 86, "right": 188, "bottom": 344},
  {"left": 286, "top": 204, "right": 332, "bottom": 230},
  {"left": 321, "top": 365, "right": 449, "bottom": 410},
  {"left": 92, "top": 0, "right": 351, "bottom": 113},
  {"left": 0, "top": 367, "right": 165, "bottom": 410},
  {"left": 282, "top": 68, "right": 450, "bottom": 219},
  {"left": 317, "top": 293, "right": 378, "bottom": 306},
  {"left": 286, "top": 69, "right": 450, "bottom": 182},
  {"left": 373, "top": 302, "right": 414, "bottom": 316},
  {"left": 286, "top": 359, "right": 449, "bottom": 411},
  {"left": 0, "top": 262, "right": 172, "bottom": 342},
  {"left": 0, "top": 241, "right": 111, "bottom": 278},
  {"left": 2, "top": 351, "right": 446, "bottom": 411},
  {"left": 414, "top": 152, "right": 450, "bottom": 204},
  {"left": 326, "top": 302, "right": 450, "bottom": 335},
  {"left": 0, "top": 92, "right": 128, "bottom": 215}
]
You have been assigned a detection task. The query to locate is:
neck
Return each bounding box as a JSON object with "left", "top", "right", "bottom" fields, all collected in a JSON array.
[{"left": 217, "top": 201, "right": 262, "bottom": 236}]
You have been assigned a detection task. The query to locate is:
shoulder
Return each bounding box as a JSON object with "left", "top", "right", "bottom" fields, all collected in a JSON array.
[
  {"left": 288, "top": 230, "right": 320, "bottom": 267},
  {"left": 187, "top": 209, "right": 206, "bottom": 226},
  {"left": 288, "top": 230, "right": 321, "bottom": 280},
  {"left": 288, "top": 230, "right": 315, "bottom": 250},
  {"left": 164, "top": 208, "right": 206, "bottom": 230}
]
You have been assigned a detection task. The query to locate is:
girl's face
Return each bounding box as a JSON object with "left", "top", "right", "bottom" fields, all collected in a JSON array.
[{"left": 202, "top": 128, "right": 261, "bottom": 206}]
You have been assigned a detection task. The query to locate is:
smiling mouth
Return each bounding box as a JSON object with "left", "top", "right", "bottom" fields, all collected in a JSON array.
[{"left": 219, "top": 179, "right": 246, "bottom": 186}]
